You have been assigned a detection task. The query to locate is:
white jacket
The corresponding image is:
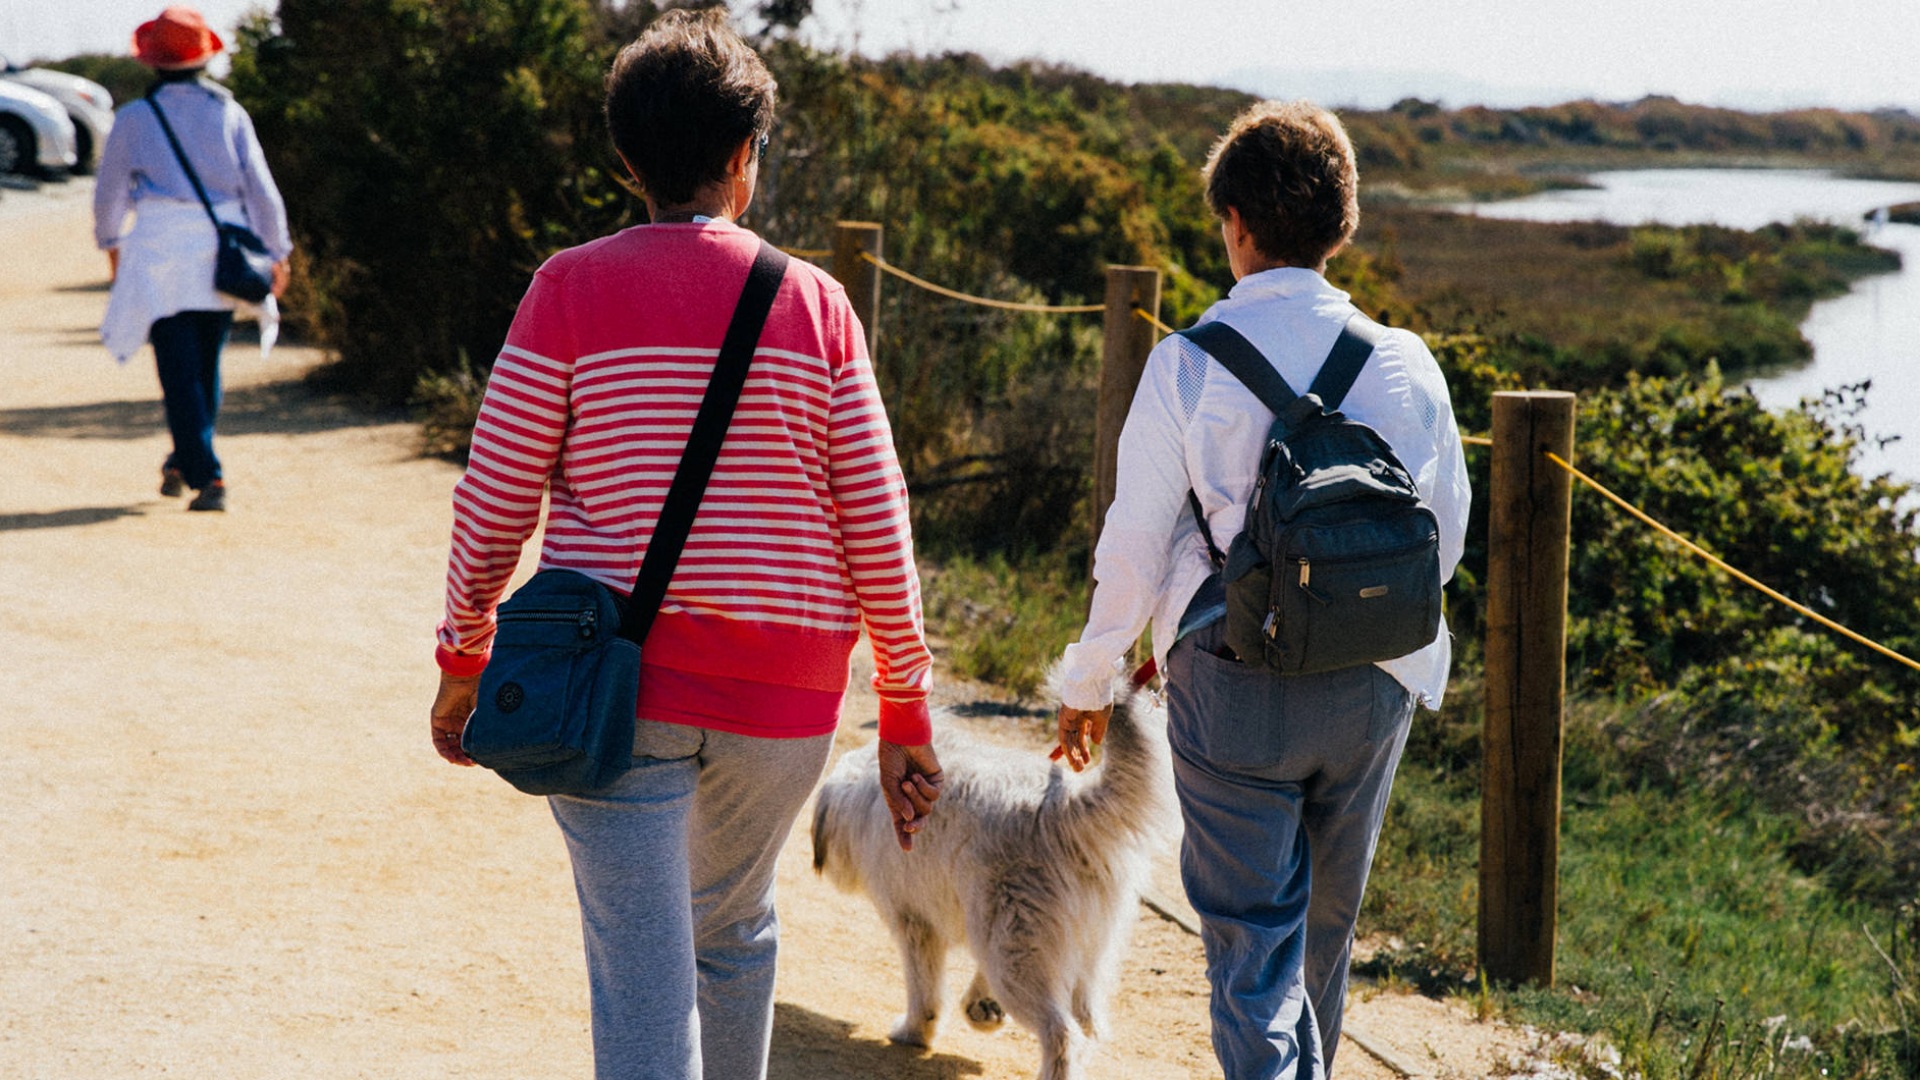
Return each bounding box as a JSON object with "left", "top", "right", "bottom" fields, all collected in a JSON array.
[{"left": 1058, "top": 267, "right": 1472, "bottom": 711}]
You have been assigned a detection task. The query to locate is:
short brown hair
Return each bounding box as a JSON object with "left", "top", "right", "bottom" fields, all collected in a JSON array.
[
  {"left": 605, "top": 8, "right": 777, "bottom": 206},
  {"left": 1202, "top": 101, "right": 1359, "bottom": 269}
]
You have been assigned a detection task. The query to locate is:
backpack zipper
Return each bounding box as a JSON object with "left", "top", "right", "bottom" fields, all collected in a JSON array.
[{"left": 1295, "top": 558, "right": 1331, "bottom": 606}]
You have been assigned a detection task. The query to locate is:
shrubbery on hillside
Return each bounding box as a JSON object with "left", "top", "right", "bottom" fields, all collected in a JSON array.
[
  {"left": 1347, "top": 94, "right": 1920, "bottom": 186},
  {"left": 227, "top": 0, "right": 636, "bottom": 402}
]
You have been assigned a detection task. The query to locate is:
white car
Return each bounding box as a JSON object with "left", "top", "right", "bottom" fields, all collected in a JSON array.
[
  {"left": 0, "top": 59, "right": 111, "bottom": 172},
  {"left": 0, "top": 78, "right": 76, "bottom": 177}
]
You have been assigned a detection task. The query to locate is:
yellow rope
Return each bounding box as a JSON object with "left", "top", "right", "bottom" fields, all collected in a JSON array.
[
  {"left": 779, "top": 246, "right": 831, "bottom": 259},
  {"left": 1462, "top": 435, "right": 1493, "bottom": 447},
  {"left": 858, "top": 251, "right": 1103, "bottom": 314},
  {"left": 1133, "top": 306, "right": 1177, "bottom": 336},
  {"left": 1544, "top": 451, "right": 1920, "bottom": 674}
]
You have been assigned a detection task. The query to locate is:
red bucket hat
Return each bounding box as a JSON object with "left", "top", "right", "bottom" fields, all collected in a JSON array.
[{"left": 132, "top": 6, "right": 225, "bottom": 70}]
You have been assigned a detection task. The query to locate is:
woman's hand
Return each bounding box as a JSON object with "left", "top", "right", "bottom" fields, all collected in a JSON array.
[
  {"left": 270, "top": 260, "right": 290, "bottom": 299},
  {"left": 106, "top": 248, "right": 119, "bottom": 282},
  {"left": 876, "top": 739, "right": 944, "bottom": 851},
  {"left": 1054, "top": 703, "right": 1113, "bottom": 772},
  {"left": 430, "top": 672, "right": 480, "bottom": 766}
]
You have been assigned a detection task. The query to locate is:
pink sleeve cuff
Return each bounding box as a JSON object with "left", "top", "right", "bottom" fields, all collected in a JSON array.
[
  {"left": 436, "top": 643, "right": 490, "bottom": 677},
  {"left": 876, "top": 696, "right": 932, "bottom": 746}
]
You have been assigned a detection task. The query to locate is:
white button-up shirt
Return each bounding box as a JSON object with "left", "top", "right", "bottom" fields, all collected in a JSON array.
[{"left": 1057, "top": 267, "right": 1472, "bottom": 711}]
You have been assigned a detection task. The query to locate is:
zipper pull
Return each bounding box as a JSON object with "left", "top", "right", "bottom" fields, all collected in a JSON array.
[
  {"left": 1297, "top": 560, "right": 1330, "bottom": 605},
  {"left": 578, "top": 608, "right": 597, "bottom": 639},
  {"left": 1262, "top": 610, "right": 1278, "bottom": 640}
]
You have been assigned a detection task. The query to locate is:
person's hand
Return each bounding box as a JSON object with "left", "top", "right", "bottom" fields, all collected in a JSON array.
[
  {"left": 1054, "top": 703, "right": 1113, "bottom": 772},
  {"left": 270, "top": 259, "right": 290, "bottom": 299},
  {"left": 876, "top": 739, "right": 944, "bottom": 851},
  {"left": 106, "top": 248, "right": 118, "bottom": 282},
  {"left": 430, "top": 672, "right": 480, "bottom": 766}
]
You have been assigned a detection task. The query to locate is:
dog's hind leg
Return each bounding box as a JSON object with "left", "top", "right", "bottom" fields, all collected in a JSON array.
[
  {"left": 1069, "top": 916, "right": 1128, "bottom": 1041},
  {"left": 1030, "top": 1006, "right": 1085, "bottom": 1080},
  {"left": 988, "top": 957, "right": 1085, "bottom": 1079},
  {"left": 885, "top": 910, "right": 947, "bottom": 1048},
  {"left": 1069, "top": 979, "right": 1098, "bottom": 1039},
  {"left": 960, "top": 968, "right": 1005, "bottom": 1031}
]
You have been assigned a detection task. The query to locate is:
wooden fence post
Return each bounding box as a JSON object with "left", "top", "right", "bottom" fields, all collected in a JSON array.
[
  {"left": 832, "top": 221, "right": 883, "bottom": 359},
  {"left": 1092, "top": 266, "right": 1162, "bottom": 561},
  {"left": 1480, "top": 389, "right": 1577, "bottom": 987}
]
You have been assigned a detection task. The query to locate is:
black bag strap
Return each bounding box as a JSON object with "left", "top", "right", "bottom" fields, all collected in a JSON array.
[
  {"left": 143, "top": 87, "right": 223, "bottom": 232},
  {"left": 1188, "top": 489, "right": 1225, "bottom": 569},
  {"left": 1311, "top": 315, "right": 1385, "bottom": 410},
  {"left": 1178, "top": 319, "right": 1301, "bottom": 414},
  {"left": 618, "top": 240, "right": 789, "bottom": 646},
  {"left": 1175, "top": 313, "right": 1381, "bottom": 415},
  {"left": 1176, "top": 312, "right": 1385, "bottom": 567}
]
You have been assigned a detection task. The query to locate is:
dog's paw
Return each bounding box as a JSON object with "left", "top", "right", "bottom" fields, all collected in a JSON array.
[
  {"left": 963, "top": 995, "right": 1006, "bottom": 1031},
  {"left": 888, "top": 1014, "right": 936, "bottom": 1048}
]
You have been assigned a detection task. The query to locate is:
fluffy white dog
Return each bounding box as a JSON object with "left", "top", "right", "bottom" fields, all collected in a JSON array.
[{"left": 811, "top": 675, "right": 1175, "bottom": 1080}]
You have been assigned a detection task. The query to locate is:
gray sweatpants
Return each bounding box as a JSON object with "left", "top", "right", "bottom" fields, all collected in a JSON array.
[{"left": 548, "top": 720, "right": 834, "bottom": 1080}]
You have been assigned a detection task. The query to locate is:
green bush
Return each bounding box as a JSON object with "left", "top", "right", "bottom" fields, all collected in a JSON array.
[{"left": 227, "top": 0, "right": 636, "bottom": 402}]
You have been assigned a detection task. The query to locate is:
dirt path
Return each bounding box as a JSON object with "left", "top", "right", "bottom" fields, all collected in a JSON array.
[{"left": 0, "top": 181, "right": 1538, "bottom": 1078}]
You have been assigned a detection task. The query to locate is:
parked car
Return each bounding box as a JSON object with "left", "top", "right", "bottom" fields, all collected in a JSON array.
[
  {"left": 0, "top": 58, "right": 111, "bottom": 172},
  {"left": 0, "top": 79, "right": 76, "bottom": 177}
]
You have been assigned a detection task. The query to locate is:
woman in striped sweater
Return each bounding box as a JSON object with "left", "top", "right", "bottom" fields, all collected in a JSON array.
[{"left": 425, "top": 12, "right": 943, "bottom": 1079}]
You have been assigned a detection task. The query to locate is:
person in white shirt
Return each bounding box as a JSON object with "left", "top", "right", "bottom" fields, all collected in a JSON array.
[{"left": 1053, "top": 100, "right": 1470, "bottom": 1079}]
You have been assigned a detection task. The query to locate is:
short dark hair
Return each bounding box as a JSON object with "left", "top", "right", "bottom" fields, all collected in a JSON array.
[
  {"left": 1202, "top": 101, "right": 1359, "bottom": 269},
  {"left": 604, "top": 8, "right": 777, "bottom": 206}
]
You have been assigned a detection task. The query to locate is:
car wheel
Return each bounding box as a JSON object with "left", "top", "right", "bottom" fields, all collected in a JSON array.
[
  {"left": 71, "top": 119, "right": 93, "bottom": 175},
  {"left": 0, "top": 116, "right": 31, "bottom": 175}
]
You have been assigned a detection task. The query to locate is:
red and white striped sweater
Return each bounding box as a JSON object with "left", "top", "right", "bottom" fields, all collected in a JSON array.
[{"left": 436, "top": 220, "right": 933, "bottom": 744}]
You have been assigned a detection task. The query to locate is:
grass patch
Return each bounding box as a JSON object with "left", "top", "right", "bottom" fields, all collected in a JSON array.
[
  {"left": 919, "top": 552, "right": 1090, "bottom": 699},
  {"left": 1361, "top": 694, "right": 1917, "bottom": 1079}
]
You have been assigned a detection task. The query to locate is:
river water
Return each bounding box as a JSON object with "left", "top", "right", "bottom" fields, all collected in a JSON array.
[{"left": 1460, "top": 168, "right": 1920, "bottom": 485}]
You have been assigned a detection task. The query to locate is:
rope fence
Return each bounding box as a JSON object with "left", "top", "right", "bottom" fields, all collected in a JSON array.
[
  {"left": 778, "top": 246, "right": 832, "bottom": 259},
  {"left": 858, "top": 251, "right": 1105, "bottom": 314},
  {"left": 1543, "top": 450, "right": 1920, "bottom": 674},
  {"left": 1134, "top": 305, "right": 1177, "bottom": 336}
]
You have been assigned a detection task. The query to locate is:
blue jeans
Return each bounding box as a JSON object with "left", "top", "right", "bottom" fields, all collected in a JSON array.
[
  {"left": 1167, "top": 619, "right": 1416, "bottom": 1080},
  {"left": 150, "top": 310, "right": 233, "bottom": 490}
]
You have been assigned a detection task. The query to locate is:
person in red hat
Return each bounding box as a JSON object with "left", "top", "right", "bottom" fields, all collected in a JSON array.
[{"left": 93, "top": 5, "right": 293, "bottom": 513}]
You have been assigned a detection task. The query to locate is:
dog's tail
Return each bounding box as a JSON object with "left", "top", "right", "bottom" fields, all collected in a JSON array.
[
  {"left": 809, "top": 749, "right": 872, "bottom": 893},
  {"left": 1055, "top": 668, "right": 1177, "bottom": 851}
]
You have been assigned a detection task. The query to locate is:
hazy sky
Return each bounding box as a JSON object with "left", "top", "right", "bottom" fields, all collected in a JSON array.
[{"left": 8, "top": 0, "right": 1918, "bottom": 113}]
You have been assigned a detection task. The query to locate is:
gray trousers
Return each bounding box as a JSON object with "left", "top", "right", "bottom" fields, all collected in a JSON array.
[
  {"left": 1167, "top": 619, "right": 1416, "bottom": 1080},
  {"left": 548, "top": 720, "right": 834, "bottom": 1080}
]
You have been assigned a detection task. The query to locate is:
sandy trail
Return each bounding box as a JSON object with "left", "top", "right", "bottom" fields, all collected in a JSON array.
[{"left": 0, "top": 181, "right": 1528, "bottom": 1078}]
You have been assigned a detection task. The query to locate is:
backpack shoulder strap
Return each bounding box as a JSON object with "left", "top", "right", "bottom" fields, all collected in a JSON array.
[
  {"left": 1175, "top": 320, "right": 1299, "bottom": 414},
  {"left": 1306, "top": 314, "right": 1385, "bottom": 410}
]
